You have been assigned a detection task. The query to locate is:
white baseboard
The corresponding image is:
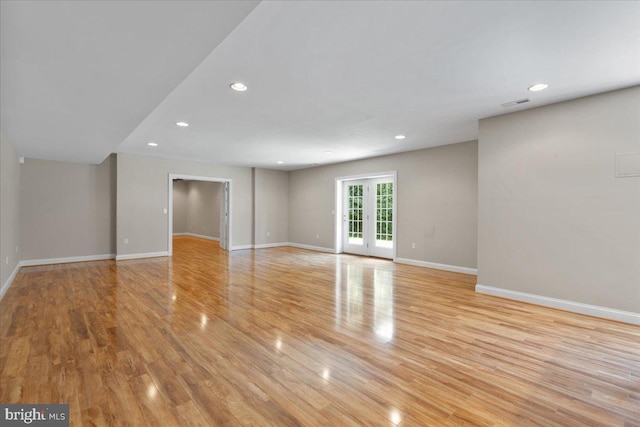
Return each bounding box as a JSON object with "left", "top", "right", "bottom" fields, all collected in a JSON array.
[
  {"left": 174, "top": 232, "right": 220, "bottom": 241},
  {"left": 0, "top": 262, "right": 22, "bottom": 300},
  {"left": 476, "top": 284, "right": 640, "bottom": 326},
  {"left": 115, "top": 251, "right": 169, "bottom": 261},
  {"left": 231, "top": 245, "right": 254, "bottom": 251},
  {"left": 254, "top": 242, "right": 290, "bottom": 249},
  {"left": 395, "top": 258, "right": 477, "bottom": 275},
  {"left": 21, "top": 254, "right": 116, "bottom": 267},
  {"left": 287, "top": 242, "right": 336, "bottom": 254},
  {"left": 3, "top": 254, "right": 116, "bottom": 299},
  {"left": 231, "top": 243, "right": 335, "bottom": 253}
]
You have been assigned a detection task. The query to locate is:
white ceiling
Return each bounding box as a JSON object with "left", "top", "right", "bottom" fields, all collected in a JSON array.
[
  {"left": 2, "top": 1, "right": 639, "bottom": 169},
  {"left": 0, "top": 0, "right": 260, "bottom": 163}
]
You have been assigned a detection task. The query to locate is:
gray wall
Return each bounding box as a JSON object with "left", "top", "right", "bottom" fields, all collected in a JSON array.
[
  {"left": 116, "top": 153, "right": 253, "bottom": 255},
  {"left": 172, "top": 180, "right": 189, "bottom": 233},
  {"left": 478, "top": 87, "right": 640, "bottom": 313},
  {"left": 0, "top": 133, "right": 21, "bottom": 288},
  {"left": 289, "top": 141, "right": 478, "bottom": 268},
  {"left": 187, "top": 180, "right": 221, "bottom": 239},
  {"left": 255, "top": 168, "right": 289, "bottom": 246},
  {"left": 20, "top": 155, "right": 116, "bottom": 260}
]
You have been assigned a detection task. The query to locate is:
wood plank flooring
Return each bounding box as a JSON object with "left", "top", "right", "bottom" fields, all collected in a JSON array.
[{"left": 1, "top": 236, "right": 639, "bottom": 426}]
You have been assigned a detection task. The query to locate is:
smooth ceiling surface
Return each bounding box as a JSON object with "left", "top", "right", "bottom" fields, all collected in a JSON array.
[
  {"left": 0, "top": 0, "right": 260, "bottom": 163},
  {"left": 2, "top": 1, "right": 639, "bottom": 168}
]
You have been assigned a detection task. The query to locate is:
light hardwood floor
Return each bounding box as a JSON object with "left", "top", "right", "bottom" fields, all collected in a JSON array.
[{"left": 1, "top": 236, "right": 639, "bottom": 426}]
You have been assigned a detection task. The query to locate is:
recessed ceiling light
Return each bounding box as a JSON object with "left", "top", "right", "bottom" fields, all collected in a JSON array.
[
  {"left": 147, "top": 142, "right": 158, "bottom": 147},
  {"left": 528, "top": 83, "right": 549, "bottom": 92},
  {"left": 277, "top": 161, "right": 284, "bottom": 164},
  {"left": 230, "top": 82, "right": 248, "bottom": 92},
  {"left": 395, "top": 135, "right": 406, "bottom": 140},
  {"left": 176, "top": 121, "right": 189, "bottom": 127},
  {"left": 324, "top": 150, "right": 332, "bottom": 154}
]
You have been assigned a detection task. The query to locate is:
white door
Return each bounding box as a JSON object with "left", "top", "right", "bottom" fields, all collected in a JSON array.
[
  {"left": 369, "top": 178, "right": 394, "bottom": 259},
  {"left": 219, "top": 182, "right": 230, "bottom": 250},
  {"left": 343, "top": 180, "right": 368, "bottom": 256},
  {"left": 342, "top": 177, "right": 395, "bottom": 259}
]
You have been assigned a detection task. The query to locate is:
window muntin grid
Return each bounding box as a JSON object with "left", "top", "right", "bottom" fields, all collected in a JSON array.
[
  {"left": 347, "top": 184, "right": 364, "bottom": 244},
  {"left": 375, "top": 182, "right": 393, "bottom": 247}
]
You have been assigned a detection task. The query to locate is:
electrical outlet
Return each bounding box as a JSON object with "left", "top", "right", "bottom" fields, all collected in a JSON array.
[
  {"left": 124, "top": 238, "right": 129, "bottom": 244},
  {"left": 316, "top": 234, "right": 320, "bottom": 239},
  {"left": 163, "top": 208, "right": 167, "bottom": 214},
  {"left": 411, "top": 243, "right": 416, "bottom": 249},
  {"left": 267, "top": 231, "right": 270, "bottom": 237}
]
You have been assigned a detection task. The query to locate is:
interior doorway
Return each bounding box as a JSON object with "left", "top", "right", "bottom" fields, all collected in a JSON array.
[
  {"left": 335, "top": 172, "right": 396, "bottom": 259},
  {"left": 168, "top": 174, "right": 231, "bottom": 256}
]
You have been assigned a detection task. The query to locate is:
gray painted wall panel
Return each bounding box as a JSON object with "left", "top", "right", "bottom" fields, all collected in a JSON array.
[
  {"left": 187, "top": 180, "right": 221, "bottom": 239},
  {"left": 20, "top": 155, "right": 116, "bottom": 260},
  {"left": 478, "top": 86, "right": 640, "bottom": 313},
  {"left": 172, "top": 180, "right": 188, "bottom": 233},
  {"left": 288, "top": 141, "right": 478, "bottom": 268},
  {"left": 255, "top": 168, "right": 289, "bottom": 245},
  {"left": 0, "top": 133, "right": 21, "bottom": 287},
  {"left": 116, "top": 153, "right": 252, "bottom": 255}
]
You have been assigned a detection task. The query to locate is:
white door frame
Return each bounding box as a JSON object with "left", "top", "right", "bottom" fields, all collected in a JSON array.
[
  {"left": 342, "top": 179, "right": 369, "bottom": 256},
  {"left": 168, "top": 173, "right": 233, "bottom": 256},
  {"left": 335, "top": 171, "right": 397, "bottom": 259}
]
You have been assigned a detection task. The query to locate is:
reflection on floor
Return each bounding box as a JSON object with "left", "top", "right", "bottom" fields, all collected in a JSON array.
[{"left": 1, "top": 236, "right": 638, "bottom": 426}]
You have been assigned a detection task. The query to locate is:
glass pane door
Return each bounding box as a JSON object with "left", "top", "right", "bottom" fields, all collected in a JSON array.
[
  {"left": 370, "top": 179, "right": 394, "bottom": 258},
  {"left": 342, "top": 176, "right": 395, "bottom": 259},
  {"left": 348, "top": 184, "right": 364, "bottom": 245},
  {"left": 343, "top": 181, "right": 368, "bottom": 256}
]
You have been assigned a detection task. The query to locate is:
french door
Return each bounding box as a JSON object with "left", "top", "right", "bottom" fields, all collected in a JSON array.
[{"left": 343, "top": 177, "right": 395, "bottom": 259}]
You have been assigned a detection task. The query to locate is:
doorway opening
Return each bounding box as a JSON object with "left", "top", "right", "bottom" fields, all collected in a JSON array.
[
  {"left": 335, "top": 171, "right": 397, "bottom": 260},
  {"left": 168, "top": 173, "right": 232, "bottom": 256}
]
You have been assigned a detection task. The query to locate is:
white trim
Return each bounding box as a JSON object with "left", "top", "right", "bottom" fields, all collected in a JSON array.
[
  {"left": 254, "top": 242, "right": 290, "bottom": 249},
  {"left": 230, "top": 243, "right": 335, "bottom": 252},
  {"left": 21, "top": 254, "right": 115, "bottom": 267},
  {"left": 3, "top": 253, "right": 120, "bottom": 299},
  {"left": 335, "top": 178, "right": 343, "bottom": 254},
  {"left": 174, "top": 232, "right": 220, "bottom": 241},
  {"left": 287, "top": 243, "right": 335, "bottom": 254},
  {"left": 115, "top": 251, "right": 169, "bottom": 261},
  {"left": 335, "top": 170, "right": 398, "bottom": 260},
  {"left": 231, "top": 244, "right": 254, "bottom": 250},
  {"left": 0, "top": 262, "right": 22, "bottom": 300},
  {"left": 475, "top": 284, "right": 640, "bottom": 326},
  {"left": 391, "top": 172, "right": 398, "bottom": 261},
  {"left": 168, "top": 173, "right": 232, "bottom": 256},
  {"left": 394, "top": 258, "right": 477, "bottom": 275},
  {"left": 335, "top": 170, "right": 398, "bottom": 182}
]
